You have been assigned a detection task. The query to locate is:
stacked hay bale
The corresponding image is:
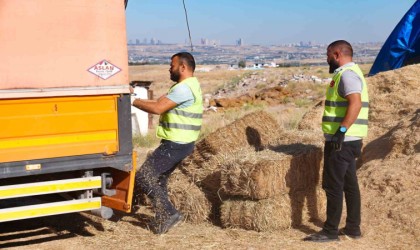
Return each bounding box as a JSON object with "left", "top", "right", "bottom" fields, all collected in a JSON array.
[
  {"left": 219, "top": 138, "right": 325, "bottom": 232},
  {"left": 175, "top": 111, "right": 283, "bottom": 222},
  {"left": 220, "top": 146, "right": 322, "bottom": 199},
  {"left": 165, "top": 110, "right": 327, "bottom": 230}
]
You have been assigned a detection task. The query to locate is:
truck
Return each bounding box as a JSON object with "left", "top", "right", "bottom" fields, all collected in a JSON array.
[{"left": 0, "top": 0, "right": 136, "bottom": 222}]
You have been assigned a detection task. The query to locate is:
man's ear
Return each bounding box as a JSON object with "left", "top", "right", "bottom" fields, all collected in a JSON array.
[
  {"left": 180, "top": 63, "right": 186, "bottom": 72},
  {"left": 334, "top": 51, "right": 340, "bottom": 59}
]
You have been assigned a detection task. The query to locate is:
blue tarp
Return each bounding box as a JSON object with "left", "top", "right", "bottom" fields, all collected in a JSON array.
[{"left": 369, "top": 0, "right": 420, "bottom": 76}]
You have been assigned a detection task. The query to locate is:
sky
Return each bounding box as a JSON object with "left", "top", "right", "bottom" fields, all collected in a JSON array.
[{"left": 125, "top": 0, "right": 417, "bottom": 45}]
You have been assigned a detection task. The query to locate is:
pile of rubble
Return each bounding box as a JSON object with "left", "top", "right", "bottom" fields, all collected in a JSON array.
[{"left": 209, "top": 70, "right": 327, "bottom": 109}]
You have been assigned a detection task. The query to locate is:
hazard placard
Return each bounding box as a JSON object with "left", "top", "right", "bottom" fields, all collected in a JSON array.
[{"left": 88, "top": 60, "right": 121, "bottom": 80}]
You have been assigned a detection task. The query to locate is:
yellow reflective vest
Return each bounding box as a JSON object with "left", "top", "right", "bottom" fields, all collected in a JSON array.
[
  {"left": 156, "top": 77, "right": 203, "bottom": 143},
  {"left": 322, "top": 64, "right": 369, "bottom": 137}
]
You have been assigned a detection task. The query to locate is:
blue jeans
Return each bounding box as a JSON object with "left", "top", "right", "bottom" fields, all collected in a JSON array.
[
  {"left": 322, "top": 140, "right": 362, "bottom": 235},
  {"left": 135, "top": 139, "right": 195, "bottom": 222}
]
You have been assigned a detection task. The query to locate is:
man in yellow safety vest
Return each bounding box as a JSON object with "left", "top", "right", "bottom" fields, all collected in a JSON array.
[
  {"left": 304, "top": 40, "right": 369, "bottom": 242},
  {"left": 132, "top": 52, "right": 203, "bottom": 234}
]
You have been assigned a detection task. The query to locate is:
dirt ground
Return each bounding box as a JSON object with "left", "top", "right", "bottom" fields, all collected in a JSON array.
[
  {"left": 1, "top": 64, "right": 418, "bottom": 249},
  {"left": 0, "top": 211, "right": 414, "bottom": 250},
  {"left": 1, "top": 198, "right": 417, "bottom": 250}
]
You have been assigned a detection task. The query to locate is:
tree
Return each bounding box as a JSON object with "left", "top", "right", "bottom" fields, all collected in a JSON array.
[{"left": 238, "top": 60, "right": 246, "bottom": 68}]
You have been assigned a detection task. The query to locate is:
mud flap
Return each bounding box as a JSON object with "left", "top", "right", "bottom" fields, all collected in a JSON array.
[{"left": 101, "top": 151, "right": 137, "bottom": 213}]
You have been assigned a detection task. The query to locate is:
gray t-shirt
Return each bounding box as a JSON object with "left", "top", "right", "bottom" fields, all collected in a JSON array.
[
  {"left": 166, "top": 83, "right": 194, "bottom": 108},
  {"left": 325, "top": 62, "right": 363, "bottom": 142},
  {"left": 338, "top": 64, "right": 363, "bottom": 99}
]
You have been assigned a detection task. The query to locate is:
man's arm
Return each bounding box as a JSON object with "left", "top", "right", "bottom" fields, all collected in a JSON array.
[
  {"left": 341, "top": 93, "right": 362, "bottom": 129},
  {"left": 132, "top": 97, "right": 177, "bottom": 115}
]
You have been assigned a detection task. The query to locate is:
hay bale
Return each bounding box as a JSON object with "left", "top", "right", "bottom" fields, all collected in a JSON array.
[
  {"left": 220, "top": 188, "right": 326, "bottom": 232},
  {"left": 180, "top": 110, "right": 282, "bottom": 180},
  {"left": 168, "top": 170, "right": 212, "bottom": 223},
  {"left": 221, "top": 195, "right": 292, "bottom": 232},
  {"left": 297, "top": 100, "right": 323, "bottom": 132},
  {"left": 268, "top": 129, "right": 324, "bottom": 148},
  {"left": 178, "top": 111, "right": 282, "bottom": 201},
  {"left": 220, "top": 145, "right": 322, "bottom": 200}
]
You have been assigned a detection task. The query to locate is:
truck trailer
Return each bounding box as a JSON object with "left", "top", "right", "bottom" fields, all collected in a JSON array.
[{"left": 0, "top": 0, "right": 136, "bottom": 222}]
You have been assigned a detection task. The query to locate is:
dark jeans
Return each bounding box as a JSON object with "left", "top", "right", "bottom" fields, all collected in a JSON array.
[
  {"left": 322, "top": 140, "right": 362, "bottom": 235},
  {"left": 135, "top": 139, "right": 195, "bottom": 222}
]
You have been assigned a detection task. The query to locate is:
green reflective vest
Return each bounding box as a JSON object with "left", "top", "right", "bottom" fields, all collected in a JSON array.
[
  {"left": 322, "top": 64, "right": 369, "bottom": 137},
  {"left": 156, "top": 77, "right": 203, "bottom": 143}
]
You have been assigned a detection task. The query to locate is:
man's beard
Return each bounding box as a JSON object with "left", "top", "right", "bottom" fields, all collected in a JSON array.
[
  {"left": 170, "top": 70, "right": 180, "bottom": 82},
  {"left": 329, "top": 60, "right": 339, "bottom": 74}
]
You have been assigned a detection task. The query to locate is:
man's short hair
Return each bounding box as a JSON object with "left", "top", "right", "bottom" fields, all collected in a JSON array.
[
  {"left": 328, "top": 40, "right": 353, "bottom": 57},
  {"left": 172, "top": 52, "right": 196, "bottom": 72}
]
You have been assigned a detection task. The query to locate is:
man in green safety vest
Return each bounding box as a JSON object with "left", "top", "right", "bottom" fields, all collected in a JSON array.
[
  {"left": 304, "top": 40, "right": 369, "bottom": 242},
  {"left": 132, "top": 52, "right": 203, "bottom": 234}
]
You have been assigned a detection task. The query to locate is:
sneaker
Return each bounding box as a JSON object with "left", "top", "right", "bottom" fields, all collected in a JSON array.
[
  {"left": 338, "top": 228, "right": 361, "bottom": 239},
  {"left": 303, "top": 231, "right": 339, "bottom": 242},
  {"left": 153, "top": 212, "right": 183, "bottom": 234}
]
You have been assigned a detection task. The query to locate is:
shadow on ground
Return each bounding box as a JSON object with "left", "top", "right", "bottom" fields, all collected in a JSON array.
[{"left": 0, "top": 213, "right": 104, "bottom": 248}]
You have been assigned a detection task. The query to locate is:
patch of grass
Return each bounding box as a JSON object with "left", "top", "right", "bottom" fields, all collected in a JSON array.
[
  {"left": 294, "top": 98, "right": 312, "bottom": 108},
  {"left": 243, "top": 102, "right": 266, "bottom": 111},
  {"left": 227, "top": 76, "right": 242, "bottom": 90},
  {"left": 220, "top": 71, "right": 256, "bottom": 92},
  {"left": 286, "top": 81, "right": 298, "bottom": 91},
  {"left": 283, "top": 109, "right": 306, "bottom": 129},
  {"left": 132, "top": 133, "right": 160, "bottom": 148},
  {"left": 317, "top": 85, "right": 327, "bottom": 96},
  {"left": 255, "top": 83, "right": 267, "bottom": 89},
  {"left": 283, "top": 96, "right": 292, "bottom": 104}
]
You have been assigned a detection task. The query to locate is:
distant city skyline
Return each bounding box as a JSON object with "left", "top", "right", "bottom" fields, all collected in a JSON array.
[
  {"left": 125, "top": 0, "right": 416, "bottom": 46},
  {"left": 127, "top": 41, "right": 382, "bottom": 66}
]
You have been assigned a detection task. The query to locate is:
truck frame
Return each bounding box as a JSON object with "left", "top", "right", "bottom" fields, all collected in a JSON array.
[{"left": 0, "top": 0, "right": 136, "bottom": 222}]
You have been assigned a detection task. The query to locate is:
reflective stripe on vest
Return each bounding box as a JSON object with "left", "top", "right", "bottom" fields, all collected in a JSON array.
[
  {"left": 322, "top": 64, "right": 369, "bottom": 137},
  {"left": 324, "top": 100, "right": 369, "bottom": 108},
  {"left": 322, "top": 116, "right": 368, "bottom": 125},
  {"left": 156, "top": 77, "right": 203, "bottom": 142},
  {"left": 158, "top": 121, "right": 201, "bottom": 131},
  {"left": 166, "top": 109, "right": 203, "bottom": 119}
]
